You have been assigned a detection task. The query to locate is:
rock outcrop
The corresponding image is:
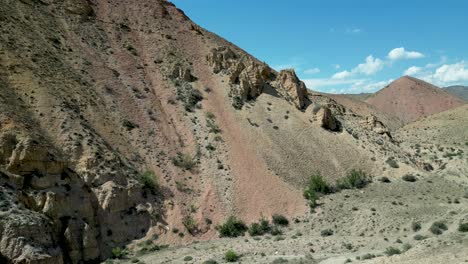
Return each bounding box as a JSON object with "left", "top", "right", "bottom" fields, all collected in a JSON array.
[
  {"left": 272, "top": 69, "right": 309, "bottom": 109},
  {"left": 207, "top": 48, "right": 309, "bottom": 109},
  {"left": 207, "top": 47, "right": 273, "bottom": 107},
  {"left": 312, "top": 105, "right": 340, "bottom": 131}
]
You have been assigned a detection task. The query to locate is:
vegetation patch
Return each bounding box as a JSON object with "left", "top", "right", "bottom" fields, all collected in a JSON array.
[
  {"left": 182, "top": 215, "right": 198, "bottom": 235},
  {"left": 384, "top": 247, "right": 401, "bottom": 256},
  {"left": 172, "top": 152, "right": 196, "bottom": 170},
  {"left": 272, "top": 214, "right": 289, "bottom": 226},
  {"left": 111, "top": 247, "right": 129, "bottom": 259},
  {"left": 429, "top": 221, "right": 448, "bottom": 235},
  {"left": 224, "top": 250, "right": 239, "bottom": 262},
  {"left": 139, "top": 170, "right": 158, "bottom": 192},
  {"left": 402, "top": 174, "right": 417, "bottom": 182},
  {"left": 458, "top": 222, "right": 468, "bottom": 232},
  {"left": 337, "top": 169, "right": 371, "bottom": 189},
  {"left": 217, "top": 216, "right": 247, "bottom": 237},
  {"left": 176, "top": 82, "right": 203, "bottom": 112}
]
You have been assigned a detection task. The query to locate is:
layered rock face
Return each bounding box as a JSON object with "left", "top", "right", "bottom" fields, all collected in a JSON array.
[
  {"left": 272, "top": 69, "right": 309, "bottom": 109},
  {"left": 207, "top": 48, "right": 309, "bottom": 109}
]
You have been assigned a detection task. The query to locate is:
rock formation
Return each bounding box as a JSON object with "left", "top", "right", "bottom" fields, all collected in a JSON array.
[{"left": 272, "top": 69, "right": 309, "bottom": 109}]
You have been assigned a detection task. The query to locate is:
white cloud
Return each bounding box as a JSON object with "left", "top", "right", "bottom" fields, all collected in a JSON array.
[
  {"left": 388, "top": 47, "right": 425, "bottom": 60},
  {"left": 404, "top": 66, "right": 422, "bottom": 76},
  {"left": 332, "top": 55, "right": 384, "bottom": 80},
  {"left": 303, "top": 78, "right": 363, "bottom": 90},
  {"left": 333, "top": 64, "right": 341, "bottom": 69},
  {"left": 351, "top": 79, "right": 394, "bottom": 92},
  {"left": 303, "top": 68, "right": 320, "bottom": 74},
  {"left": 332, "top": 70, "right": 352, "bottom": 79},
  {"left": 355, "top": 55, "right": 384, "bottom": 75},
  {"left": 433, "top": 62, "right": 468, "bottom": 83}
]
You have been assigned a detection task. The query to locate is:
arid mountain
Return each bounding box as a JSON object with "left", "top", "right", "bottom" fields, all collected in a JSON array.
[
  {"left": 1, "top": 1, "right": 467, "bottom": 264},
  {"left": 366, "top": 76, "right": 465, "bottom": 124},
  {"left": 445, "top": 85, "right": 468, "bottom": 101}
]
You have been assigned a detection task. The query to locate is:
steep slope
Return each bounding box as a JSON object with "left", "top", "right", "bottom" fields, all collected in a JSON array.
[
  {"left": 0, "top": 0, "right": 419, "bottom": 263},
  {"left": 445, "top": 85, "right": 468, "bottom": 101},
  {"left": 366, "top": 76, "right": 465, "bottom": 124},
  {"left": 396, "top": 104, "right": 468, "bottom": 177}
]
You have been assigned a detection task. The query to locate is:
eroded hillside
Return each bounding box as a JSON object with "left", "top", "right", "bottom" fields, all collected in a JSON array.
[{"left": 0, "top": 0, "right": 455, "bottom": 263}]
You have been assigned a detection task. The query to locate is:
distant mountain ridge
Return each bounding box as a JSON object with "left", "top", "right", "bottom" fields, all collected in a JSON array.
[
  {"left": 365, "top": 76, "right": 465, "bottom": 124},
  {"left": 444, "top": 85, "right": 468, "bottom": 101}
]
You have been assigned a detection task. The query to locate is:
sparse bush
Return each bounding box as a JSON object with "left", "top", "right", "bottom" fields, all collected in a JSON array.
[
  {"left": 413, "top": 234, "right": 427, "bottom": 240},
  {"left": 458, "top": 222, "right": 468, "bottom": 232},
  {"left": 379, "top": 176, "right": 391, "bottom": 183},
  {"left": 270, "top": 225, "right": 283, "bottom": 236},
  {"left": 172, "top": 152, "right": 196, "bottom": 170},
  {"left": 402, "top": 243, "right": 412, "bottom": 252},
  {"left": 248, "top": 218, "right": 271, "bottom": 236},
  {"left": 272, "top": 214, "right": 289, "bottom": 226},
  {"left": 305, "top": 173, "right": 333, "bottom": 194},
  {"left": 402, "top": 174, "right": 417, "bottom": 182},
  {"left": 176, "top": 83, "right": 203, "bottom": 112},
  {"left": 429, "top": 221, "right": 447, "bottom": 235},
  {"left": 216, "top": 216, "right": 247, "bottom": 237},
  {"left": 303, "top": 188, "right": 319, "bottom": 209},
  {"left": 320, "top": 229, "right": 334, "bottom": 237},
  {"left": 411, "top": 222, "right": 421, "bottom": 232},
  {"left": 183, "top": 256, "right": 193, "bottom": 261},
  {"left": 337, "top": 169, "right": 370, "bottom": 189},
  {"left": 139, "top": 170, "right": 158, "bottom": 192},
  {"left": 224, "top": 250, "right": 239, "bottom": 262},
  {"left": 182, "top": 216, "right": 198, "bottom": 235},
  {"left": 111, "top": 247, "right": 128, "bottom": 259},
  {"left": 360, "top": 253, "right": 375, "bottom": 260},
  {"left": 384, "top": 247, "right": 401, "bottom": 256},
  {"left": 386, "top": 158, "right": 399, "bottom": 168},
  {"left": 123, "top": 119, "right": 138, "bottom": 130}
]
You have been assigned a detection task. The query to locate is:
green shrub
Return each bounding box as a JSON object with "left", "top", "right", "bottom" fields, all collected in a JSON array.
[
  {"left": 272, "top": 214, "right": 289, "bottom": 226},
  {"left": 183, "top": 256, "right": 193, "bottom": 261},
  {"left": 386, "top": 158, "right": 399, "bottom": 168},
  {"left": 384, "top": 247, "right": 401, "bottom": 256},
  {"left": 224, "top": 250, "right": 239, "bottom": 262},
  {"left": 172, "top": 152, "right": 196, "bottom": 170},
  {"left": 270, "top": 225, "right": 283, "bottom": 236},
  {"left": 360, "top": 253, "right": 375, "bottom": 260},
  {"left": 248, "top": 219, "right": 271, "bottom": 236},
  {"left": 305, "top": 174, "right": 333, "bottom": 194},
  {"left": 182, "top": 216, "right": 198, "bottom": 235},
  {"left": 111, "top": 247, "right": 128, "bottom": 259},
  {"left": 139, "top": 170, "right": 158, "bottom": 192},
  {"left": 303, "top": 188, "right": 319, "bottom": 209},
  {"left": 337, "top": 169, "right": 370, "bottom": 189},
  {"left": 411, "top": 222, "right": 421, "bottom": 232},
  {"left": 402, "top": 174, "right": 417, "bottom": 182},
  {"left": 216, "top": 216, "right": 247, "bottom": 237},
  {"left": 320, "top": 229, "right": 334, "bottom": 237},
  {"left": 458, "top": 223, "right": 468, "bottom": 232},
  {"left": 413, "top": 234, "right": 427, "bottom": 240},
  {"left": 402, "top": 243, "right": 412, "bottom": 252},
  {"left": 429, "top": 221, "right": 448, "bottom": 235}
]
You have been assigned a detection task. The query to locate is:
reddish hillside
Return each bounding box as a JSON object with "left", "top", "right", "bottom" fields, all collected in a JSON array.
[{"left": 366, "top": 76, "right": 465, "bottom": 124}]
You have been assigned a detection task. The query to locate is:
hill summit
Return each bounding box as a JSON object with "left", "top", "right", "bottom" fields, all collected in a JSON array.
[{"left": 366, "top": 76, "right": 465, "bottom": 123}]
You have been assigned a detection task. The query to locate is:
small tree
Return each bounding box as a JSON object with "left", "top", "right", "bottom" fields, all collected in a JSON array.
[{"left": 224, "top": 250, "right": 239, "bottom": 262}]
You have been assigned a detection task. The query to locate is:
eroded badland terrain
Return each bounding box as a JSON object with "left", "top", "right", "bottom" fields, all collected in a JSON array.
[{"left": 0, "top": 0, "right": 467, "bottom": 263}]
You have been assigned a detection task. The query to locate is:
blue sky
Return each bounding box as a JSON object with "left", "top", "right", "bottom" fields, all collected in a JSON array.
[{"left": 172, "top": 0, "right": 468, "bottom": 93}]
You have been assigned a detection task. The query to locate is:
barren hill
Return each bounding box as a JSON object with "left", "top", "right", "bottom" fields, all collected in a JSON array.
[
  {"left": 366, "top": 76, "right": 465, "bottom": 124},
  {"left": 1, "top": 1, "right": 466, "bottom": 263}
]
